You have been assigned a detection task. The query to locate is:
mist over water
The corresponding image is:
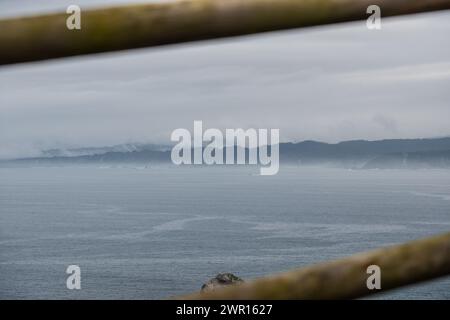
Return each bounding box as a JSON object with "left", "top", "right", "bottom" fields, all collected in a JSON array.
[{"left": 1, "top": 166, "right": 449, "bottom": 299}]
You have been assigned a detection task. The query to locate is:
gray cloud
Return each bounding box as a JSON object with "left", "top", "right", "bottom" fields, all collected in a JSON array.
[
  {"left": 0, "top": 0, "right": 173, "bottom": 18},
  {"left": 0, "top": 1, "right": 450, "bottom": 159}
]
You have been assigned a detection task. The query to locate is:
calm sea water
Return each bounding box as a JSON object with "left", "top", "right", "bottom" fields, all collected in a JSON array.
[{"left": 0, "top": 166, "right": 449, "bottom": 299}]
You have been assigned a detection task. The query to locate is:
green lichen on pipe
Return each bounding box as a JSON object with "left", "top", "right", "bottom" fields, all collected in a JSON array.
[
  {"left": 1, "top": 0, "right": 450, "bottom": 65},
  {"left": 178, "top": 232, "right": 450, "bottom": 299}
]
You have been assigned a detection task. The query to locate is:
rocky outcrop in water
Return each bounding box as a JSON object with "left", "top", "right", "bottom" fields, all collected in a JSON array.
[{"left": 201, "top": 273, "right": 244, "bottom": 292}]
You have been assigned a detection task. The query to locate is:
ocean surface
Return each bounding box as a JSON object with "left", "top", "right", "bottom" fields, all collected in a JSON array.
[{"left": 0, "top": 165, "right": 449, "bottom": 299}]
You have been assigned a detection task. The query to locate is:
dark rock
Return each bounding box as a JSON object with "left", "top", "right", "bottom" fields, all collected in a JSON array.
[{"left": 201, "top": 273, "right": 244, "bottom": 292}]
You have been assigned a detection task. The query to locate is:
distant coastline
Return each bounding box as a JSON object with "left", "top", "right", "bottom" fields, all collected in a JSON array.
[{"left": 2, "top": 137, "right": 450, "bottom": 170}]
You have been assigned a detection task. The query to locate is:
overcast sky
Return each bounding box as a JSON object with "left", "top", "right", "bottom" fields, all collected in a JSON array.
[{"left": 0, "top": 1, "right": 450, "bottom": 159}]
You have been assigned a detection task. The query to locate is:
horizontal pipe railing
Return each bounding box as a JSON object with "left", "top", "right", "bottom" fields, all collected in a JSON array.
[
  {"left": 178, "top": 232, "right": 450, "bottom": 299},
  {"left": 1, "top": 0, "right": 450, "bottom": 65}
]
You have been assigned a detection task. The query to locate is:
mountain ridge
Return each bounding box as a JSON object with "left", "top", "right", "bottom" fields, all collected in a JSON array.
[{"left": 3, "top": 137, "right": 450, "bottom": 169}]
